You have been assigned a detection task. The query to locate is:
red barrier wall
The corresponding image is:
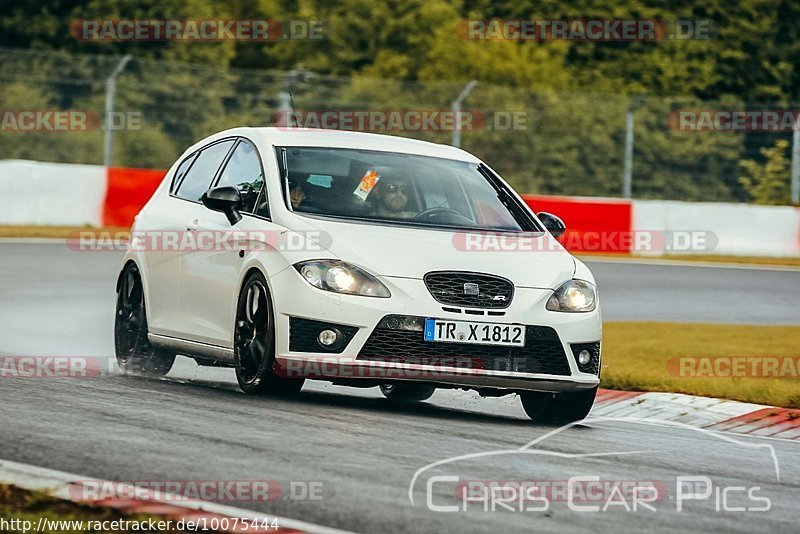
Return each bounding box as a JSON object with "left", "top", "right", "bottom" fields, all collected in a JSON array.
[
  {"left": 522, "top": 195, "right": 633, "bottom": 252},
  {"left": 103, "top": 168, "right": 167, "bottom": 227}
]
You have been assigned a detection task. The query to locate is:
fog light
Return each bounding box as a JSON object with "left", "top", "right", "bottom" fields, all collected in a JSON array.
[
  {"left": 377, "top": 315, "right": 425, "bottom": 332},
  {"left": 318, "top": 329, "right": 340, "bottom": 347},
  {"left": 578, "top": 350, "right": 592, "bottom": 365}
]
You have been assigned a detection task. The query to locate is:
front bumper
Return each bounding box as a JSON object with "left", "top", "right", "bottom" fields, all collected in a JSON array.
[{"left": 268, "top": 268, "right": 602, "bottom": 393}]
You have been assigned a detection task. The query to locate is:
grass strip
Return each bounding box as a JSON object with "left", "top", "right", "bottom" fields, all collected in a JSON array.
[{"left": 602, "top": 322, "right": 800, "bottom": 408}]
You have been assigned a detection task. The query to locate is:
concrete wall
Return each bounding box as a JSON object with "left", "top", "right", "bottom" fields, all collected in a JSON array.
[
  {"left": 632, "top": 199, "right": 800, "bottom": 257},
  {"left": 0, "top": 160, "right": 107, "bottom": 227}
]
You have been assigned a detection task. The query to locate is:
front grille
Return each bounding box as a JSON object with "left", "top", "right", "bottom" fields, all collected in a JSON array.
[
  {"left": 289, "top": 317, "right": 358, "bottom": 353},
  {"left": 424, "top": 271, "right": 514, "bottom": 309},
  {"left": 571, "top": 342, "right": 601, "bottom": 375},
  {"left": 357, "top": 321, "right": 570, "bottom": 376}
]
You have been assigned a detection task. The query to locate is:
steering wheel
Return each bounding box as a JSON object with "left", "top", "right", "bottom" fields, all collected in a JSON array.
[{"left": 414, "top": 207, "right": 468, "bottom": 222}]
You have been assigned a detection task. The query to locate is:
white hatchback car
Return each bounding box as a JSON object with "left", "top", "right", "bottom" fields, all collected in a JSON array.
[{"left": 115, "top": 127, "right": 602, "bottom": 422}]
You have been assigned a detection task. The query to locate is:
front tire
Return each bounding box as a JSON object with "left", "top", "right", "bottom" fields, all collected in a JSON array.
[
  {"left": 520, "top": 386, "right": 597, "bottom": 424},
  {"left": 379, "top": 383, "right": 436, "bottom": 402},
  {"left": 234, "top": 271, "right": 304, "bottom": 396},
  {"left": 115, "top": 264, "right": 175, "bottom": 376}
]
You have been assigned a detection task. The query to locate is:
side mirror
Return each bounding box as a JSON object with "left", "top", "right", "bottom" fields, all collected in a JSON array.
[
  {"left": 536, "top": 212, "right": 566, "bottom": 238},
  {"left": 202, "top": 186, "right": 243, "bottom": 225}
]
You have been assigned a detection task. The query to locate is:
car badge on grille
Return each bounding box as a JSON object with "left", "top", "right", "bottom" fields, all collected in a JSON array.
[{"left": 463, "top": 283, "right": 480, "bottom": 296}]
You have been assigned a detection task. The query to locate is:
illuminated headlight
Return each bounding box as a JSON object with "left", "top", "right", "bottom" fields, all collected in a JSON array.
[
  {"left": 294, "top": 260, "right": 390, "bottom": 298},
  {"left": 546, "top": 279, "right": 597, "bottom": 313}
]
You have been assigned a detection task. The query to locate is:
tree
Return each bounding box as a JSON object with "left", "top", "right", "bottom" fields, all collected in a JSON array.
[{"left": 739, "top": 139, "right": 792, "bottom": 205}]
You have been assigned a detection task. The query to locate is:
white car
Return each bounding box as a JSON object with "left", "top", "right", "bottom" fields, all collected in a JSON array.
[{"left": 115, "top": 127, "right": 601, "bottom": 423}]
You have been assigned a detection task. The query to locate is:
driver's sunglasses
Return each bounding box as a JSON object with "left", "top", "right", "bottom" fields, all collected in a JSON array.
[{"left": 385, "top": 183, "right": 409, "bottom": 195}]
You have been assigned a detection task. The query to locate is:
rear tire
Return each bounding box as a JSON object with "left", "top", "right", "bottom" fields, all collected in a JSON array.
[
  {"left": 114, "top": 264, "right": 175, "bottom": 376},
  {"left": 380, "top": 383, "right": 436, "bottom": 402},
  {"left": 520, "top": 386, "right": 597, "bottom": 424},
  {"left": 234, "top": 271, "right": 304, "bottom": 396}
]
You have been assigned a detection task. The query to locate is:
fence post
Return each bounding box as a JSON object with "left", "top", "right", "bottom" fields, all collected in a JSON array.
[
  {"left": 103, "top": 55, "right": 132, "bottom": 167},
  {"left": 275, "top": 68, "right": 310, "bottom": 128},
  {"left": 622, "top": 109, "right": 634, "bottom": 198},
  {"left": 792, "top": 127, "right": 800, "bottom": 204},
  {"left": 452, "top": 80, "right": 477, "bottom": 148},
  {"left": 622, "top": 94, "right": 646, "bottom": 199},
  {"left": 278, "top": 91, "right": 293, "bottom": 127}
]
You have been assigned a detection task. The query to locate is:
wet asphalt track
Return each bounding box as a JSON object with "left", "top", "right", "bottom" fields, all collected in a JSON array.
[{"left": 0, "top": 242, "right": 799, "bottom": 533}]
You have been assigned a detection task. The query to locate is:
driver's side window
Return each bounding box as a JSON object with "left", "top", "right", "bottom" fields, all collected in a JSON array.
[
  {"left": 215, "top": 139, "right": 267, "bottom": 217},
  {"left": 174, "top": 139, "right": 236, "bottom": 202}
]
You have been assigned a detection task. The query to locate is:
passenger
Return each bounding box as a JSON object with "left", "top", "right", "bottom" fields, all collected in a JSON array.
[{"left": 289, "top": 178, "right": 307, "bottom": 210}]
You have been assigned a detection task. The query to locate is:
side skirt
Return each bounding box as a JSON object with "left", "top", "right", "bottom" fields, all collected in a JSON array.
[{"left": 148, "top": 333, "right": 235, "bottom": 363}]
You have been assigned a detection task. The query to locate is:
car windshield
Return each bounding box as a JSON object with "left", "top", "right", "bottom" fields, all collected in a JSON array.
[{"left": 277, "top": 147, "right": 530, "bottom": 231}]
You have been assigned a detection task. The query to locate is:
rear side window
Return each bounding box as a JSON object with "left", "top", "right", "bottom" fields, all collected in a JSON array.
[
  {"left": 175, "top": 139, "right": 235, "bottom": 202},
  {"left": 215, "top": 140, "right": 266, "bottom": 216}
]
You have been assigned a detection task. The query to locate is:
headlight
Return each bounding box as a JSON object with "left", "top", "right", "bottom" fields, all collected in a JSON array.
[
  {"left": 546, "top": 279, "right": 597, "bottom": 313},
  {"left": 294, "top": 260, "right": 391, "bottom": 298}
]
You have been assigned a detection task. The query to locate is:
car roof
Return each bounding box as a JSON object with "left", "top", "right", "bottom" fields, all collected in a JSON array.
[{"left": 187, "top": 127, "right": 481, "bottom": 163}]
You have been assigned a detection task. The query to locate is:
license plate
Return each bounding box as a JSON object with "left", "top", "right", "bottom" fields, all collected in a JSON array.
[{"left": 424, "top": 318, "right": 525, "bottom": 347}]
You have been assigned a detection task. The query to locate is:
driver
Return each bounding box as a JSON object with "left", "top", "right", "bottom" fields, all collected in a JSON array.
[{"left": 371, "top": 175, "right": 415, "bottom": 219}]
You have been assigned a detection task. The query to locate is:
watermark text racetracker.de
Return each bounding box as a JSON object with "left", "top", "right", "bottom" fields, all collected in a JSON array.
[
  {"left": 70, "top": 19, "right": 325, "bottom": 41},
  {"left": 68, "top": 479, "right": 328, "bottom": 503},
  {"left": 668, "top": 109, "right": 800, "bottom": 132},
  {"left": 273, "top": 109, "right": 529, "bottom": 132},
  {"left": 451, "top": 230, "right": 718, "bottom": 253},
  {"left": 66, "top": 229, "right": 332, "bottom": 252},
  {"left": 0, "top": 110, "right": 141, "bottom": 132},
  {"left": 668, "top": 356, "right": 800, "bottom": 378},
  {"left": 0, "top": 356, "right": 111, "bottom": 378},
  {"left": 458, "top": 19, "right": 717, "bottom": 41},
  {"left": 275, "top": 355, "right": 534, "bottom": 380}
]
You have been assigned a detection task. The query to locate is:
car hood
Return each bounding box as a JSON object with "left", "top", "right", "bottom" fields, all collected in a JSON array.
[{"left": 286, "top": 216, "right": 575, "bottom": 289}]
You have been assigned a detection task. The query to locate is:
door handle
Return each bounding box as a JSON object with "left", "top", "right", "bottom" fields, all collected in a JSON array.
[{"left": 186, "top": 219, "right": 199, "bottom": 231}]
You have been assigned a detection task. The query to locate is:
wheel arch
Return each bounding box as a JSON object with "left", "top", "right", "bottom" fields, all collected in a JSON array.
[
  {"left": 236, "top": 264, "right": 273, "bottom": 299},
  {"left": 116, "top": 259, "right": 156, "bottom": 323},
  {"left": 115, "top": 259, "right": 139, "bottom": 293},
  {"left": 231, "top": 263, "right": 274, "bottom": 333}
]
